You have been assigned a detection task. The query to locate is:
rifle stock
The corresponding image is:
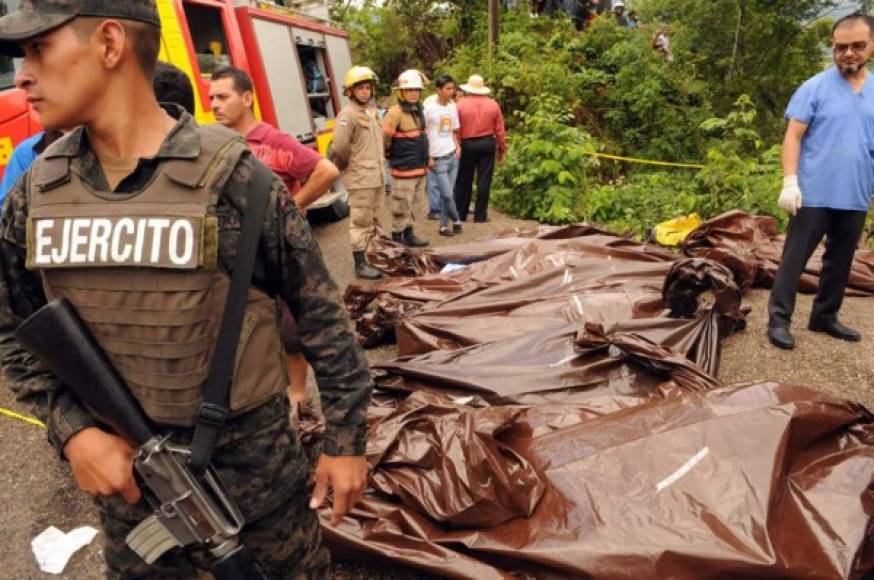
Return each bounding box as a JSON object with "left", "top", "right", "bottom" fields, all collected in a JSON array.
[{"left": 15, "top": 298, "right": 154, "bottom": 446}]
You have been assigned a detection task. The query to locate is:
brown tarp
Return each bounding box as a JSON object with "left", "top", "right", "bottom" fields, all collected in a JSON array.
[
  {"left": 323, "top": 217, "right": 874, "bottom": 578},
  {"left": 682, "top": 209, "right": 874, "bottom": 295},
  {"left": 393, "top": 258, "right": 743, "bottom": 359},
  {"left": 349, "top": 231, "right": 680, "bottom": 349},
  {"left": 363, "top": 224, "right": 674, "bottom": 277},
  {"left": 321, "top": 381, "right": 874, "bottom": 579}
]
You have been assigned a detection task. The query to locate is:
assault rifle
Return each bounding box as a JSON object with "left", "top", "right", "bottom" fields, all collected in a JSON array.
[{"left": 15, "top": 298, "right": 267, "bottom": 579}]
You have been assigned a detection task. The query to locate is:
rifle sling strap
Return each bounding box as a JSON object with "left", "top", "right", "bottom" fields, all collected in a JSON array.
[{"left": 189, "top": 163, "right": 273, "bottom": 474}]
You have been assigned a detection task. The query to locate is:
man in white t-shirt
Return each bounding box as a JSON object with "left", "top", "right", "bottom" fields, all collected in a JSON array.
[{"left": 424, "top": 75, "right": 463, "bottom": 236}]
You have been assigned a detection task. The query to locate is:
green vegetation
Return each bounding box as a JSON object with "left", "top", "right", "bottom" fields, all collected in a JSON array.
[{"left": 334, "top": 0, "right": 842, "bottom": 235}]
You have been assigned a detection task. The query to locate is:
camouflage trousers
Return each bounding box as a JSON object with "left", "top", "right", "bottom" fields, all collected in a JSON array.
[
  {"left": 389, "top": 176, "right": 426, "bottom": 233},
  {"left": 95, "top": 396, "right": 330, "bottom": 579}
]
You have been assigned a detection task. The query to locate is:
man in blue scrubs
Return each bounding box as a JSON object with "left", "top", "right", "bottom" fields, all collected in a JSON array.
[{"left": 768, "top": 13, "right": 874, "bottom": 350}]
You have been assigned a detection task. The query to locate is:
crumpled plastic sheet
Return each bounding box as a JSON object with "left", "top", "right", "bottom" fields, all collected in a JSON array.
[
  {"left": 322, "top": 381, "right": 874, "bottom": 579},
  {"left": 322, "top": 219, "right": 874, "bottom": 579},
  {"left": 393, "top": 257, "right": 744, "bottom": 360},
  {"left": 376, "top": 314, "right": 725, "bottom": 407},
  {"left": 363, "top": 224, "right": 675, "bottom": 278},
  {"left": 366, "top": 392, "right": 546, "bottom": 529},
  {"left": 349, "top": 230, "right": 683, "bottom": 349},
  {"left": 683, "top": 209, "right": 874, "bottom": 295}
]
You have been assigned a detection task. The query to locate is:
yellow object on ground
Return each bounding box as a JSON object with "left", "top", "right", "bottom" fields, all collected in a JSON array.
[{"left": 653, "top": 213, "right": 702, "bottom": 246}]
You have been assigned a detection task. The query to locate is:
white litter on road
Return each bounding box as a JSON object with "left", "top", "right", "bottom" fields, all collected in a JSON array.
[{"left": 31, "top": 526, "right": 99, "bottom": 575}]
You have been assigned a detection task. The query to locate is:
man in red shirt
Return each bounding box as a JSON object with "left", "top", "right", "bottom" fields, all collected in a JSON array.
[
  {"left": 209, "top": 66, "right": 339, "bottom": 207},
  {"left": 454, "top": 74, "right": 507, "bottom": 223},
  {"left": 209, "top": 65, "right": 339, "bottom": 408}
]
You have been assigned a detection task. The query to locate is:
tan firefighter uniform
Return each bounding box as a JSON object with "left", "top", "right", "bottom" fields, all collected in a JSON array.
[{"left": 332, "top": 101, "right": 386, "bottom": 252}]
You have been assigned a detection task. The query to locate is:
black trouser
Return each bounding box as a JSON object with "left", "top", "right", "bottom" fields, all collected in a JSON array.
[
  {"left": 454, "top": 135, "right": 496, "bottom": 222},
  {"left": 768, "top": 207, "right": 867, "bottom": 328}
]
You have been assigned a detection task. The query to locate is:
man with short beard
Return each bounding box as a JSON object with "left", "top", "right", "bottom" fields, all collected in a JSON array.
[{"left": 768, "top": 13, "right": 874, "bottom": 350}]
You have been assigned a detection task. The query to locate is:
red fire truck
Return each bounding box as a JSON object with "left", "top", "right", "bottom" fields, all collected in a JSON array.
[{"left": 0, "top": 0, "right": 353, "bottom": 216}]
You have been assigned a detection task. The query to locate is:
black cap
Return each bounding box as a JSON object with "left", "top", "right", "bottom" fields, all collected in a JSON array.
[{"left": 0, "top": 0, "right": 160, "bottom": 56}]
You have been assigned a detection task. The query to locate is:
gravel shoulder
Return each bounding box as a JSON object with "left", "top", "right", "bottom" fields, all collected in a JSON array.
[{"left": 0, "top": 205, "right": 871, "bottom": 578}]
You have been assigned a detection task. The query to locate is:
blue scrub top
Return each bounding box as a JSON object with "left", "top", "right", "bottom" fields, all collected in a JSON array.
[
  {"left": 785, "top": 67, "right": 874, "bottom": 211},
  {"left": 0, "top": 132, "right": 44, "bottom": 207}
]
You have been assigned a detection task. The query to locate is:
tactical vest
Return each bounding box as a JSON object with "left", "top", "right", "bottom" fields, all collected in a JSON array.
[{"left": 25, "top": 126, "right": 287, "bottom": 426}]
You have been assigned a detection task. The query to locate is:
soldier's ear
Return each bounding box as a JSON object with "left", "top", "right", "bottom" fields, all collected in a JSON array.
[{"left": 94, "top": 19, "right": 126, "bottom": 70}]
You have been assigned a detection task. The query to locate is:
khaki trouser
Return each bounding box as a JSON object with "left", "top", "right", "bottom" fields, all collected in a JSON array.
[
  {"left": 390, "top": 175, "right": 426, "bottom": 233},
  {"left": 348, "top": 186, "right": 384, "bottom": 251}
]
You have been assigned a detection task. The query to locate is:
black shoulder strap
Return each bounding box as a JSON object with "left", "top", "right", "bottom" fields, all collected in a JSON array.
[{"left": 189, "top": 162, "right": 273, "bottom": 473}]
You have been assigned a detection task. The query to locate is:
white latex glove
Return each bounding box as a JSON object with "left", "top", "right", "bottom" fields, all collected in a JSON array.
[{"left": 778, "top": 175, "right": 802, "bottom": 216}]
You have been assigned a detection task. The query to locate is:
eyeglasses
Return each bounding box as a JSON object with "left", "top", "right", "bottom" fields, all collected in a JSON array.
[{"left": 833, "top": 41, "right": 870, "bottom": 54}]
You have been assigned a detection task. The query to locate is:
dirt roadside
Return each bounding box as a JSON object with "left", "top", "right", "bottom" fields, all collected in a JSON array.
[{"left": 0, "top": 204, "right": 871, "bottom": 579}]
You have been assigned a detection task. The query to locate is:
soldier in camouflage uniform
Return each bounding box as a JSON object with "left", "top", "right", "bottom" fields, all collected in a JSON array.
[{"left": 0, "top": 2, "right": 370, "bottom": 578}]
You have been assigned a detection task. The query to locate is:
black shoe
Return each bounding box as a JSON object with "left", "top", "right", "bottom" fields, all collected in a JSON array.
[
  {"left": 391, "top": 232, "right": 403, "bottom": 244},
  {"left": 439, "top": 227, "right": 453, "bottom": 237},
  {"left": 767, "top": 326, "right": 795, "bottom": 350},
  {"left": 473, "top": 217, "right": 490, "bottom": 223},
  {"left": 402, "top": 226, "right": 429, "bottom": 247},
  {"left": 353, "top": 251, "right": 382, "bottom": 280},
  {"left": 808, "top": 319, "right": 861, "bottom": 342},
  {"left": 427, "top": 213, "right": 440, "bottom": 220},
  {"left": 453, "top": 222, "right": 463, "bottom": 234}
]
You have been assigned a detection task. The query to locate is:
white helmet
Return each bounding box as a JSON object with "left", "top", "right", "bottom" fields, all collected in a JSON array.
[
  {"left": 613, "top": 0, "right": 625, "bottom": 8},
  {"left": 397, "top": 69, "right": 426, "bottom": 90}
]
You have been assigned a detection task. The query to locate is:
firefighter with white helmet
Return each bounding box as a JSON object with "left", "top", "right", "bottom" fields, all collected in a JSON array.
[
  {"left": 332, "top": 65, "right": 386, "bottom": 279},
  {"left": 381, "top": 69, "right": 431, "bottom": 247}
]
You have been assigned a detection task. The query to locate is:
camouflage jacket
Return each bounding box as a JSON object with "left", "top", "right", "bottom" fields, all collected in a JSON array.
[{"left": 0, "top": 107, "right": 371, "bottom": 456}]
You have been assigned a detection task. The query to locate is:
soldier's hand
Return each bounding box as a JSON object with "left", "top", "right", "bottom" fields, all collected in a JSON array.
[
  {"left": 309, "top": 454, "right": 367, "bottom": 525},
  {"left": 63, "top": 427, "right": 141, "bottom": 504}
]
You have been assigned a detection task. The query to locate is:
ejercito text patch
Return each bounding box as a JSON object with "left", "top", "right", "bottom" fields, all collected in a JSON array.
[{"left": 26, "top": 216, "right": 204, "bottom": 269}]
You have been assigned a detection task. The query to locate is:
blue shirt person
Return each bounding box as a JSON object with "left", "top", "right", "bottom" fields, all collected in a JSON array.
[
  {"left": 0, "top": 132, "right": 43, "bottom": 205},
  {"left": 785, "top": 67, "right": 874, "bottom": 211},
  {"left": 767, "top": 14, "right": 874, "bottom": 351}
]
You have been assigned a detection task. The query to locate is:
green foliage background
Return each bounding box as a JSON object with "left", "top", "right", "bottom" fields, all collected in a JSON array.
[{"left": 332, "top": 0, "right": 850, "bottom": 236}]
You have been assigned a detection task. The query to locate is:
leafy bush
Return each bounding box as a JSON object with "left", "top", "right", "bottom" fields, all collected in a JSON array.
[
  {"left": 695, "top": 95, "right": 783, "bottom": 228},
  {"left": 493, "top": 96, "right": 599, "bottom": 224},
  {"left": 495, "top": 95, "right": 783, "bottom": 235},
  {"left": 583, "top": 172, "right": 699, "bottom": 237}
]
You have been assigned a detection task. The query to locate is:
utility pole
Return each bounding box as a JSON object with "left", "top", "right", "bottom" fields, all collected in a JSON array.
[{"left": 487, "top": 0, "right": 499, "bottom": 76}]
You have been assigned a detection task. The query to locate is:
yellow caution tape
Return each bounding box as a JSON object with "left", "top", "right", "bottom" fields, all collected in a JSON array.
[
  {"left": 0, "top": 406, "right": 45, "bottom": 428},
  {"left": 586, "top": 151, "right": 705, "bottom": 170}
]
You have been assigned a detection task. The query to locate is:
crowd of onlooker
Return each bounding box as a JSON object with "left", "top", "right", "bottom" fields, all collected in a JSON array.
[{"left": 505, "top": 0, "right": 674, "bottom": 62}]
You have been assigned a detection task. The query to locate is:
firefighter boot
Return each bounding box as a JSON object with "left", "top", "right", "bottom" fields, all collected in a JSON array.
[
  {"left": 403, "top": 226, "right": 429, "bottom": 247},
  {"left": 391, "top": 231, "right": 404, "bottom": 243},
  {"left": 353, "top": 251, "right": 382, "bottom": 280}
]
